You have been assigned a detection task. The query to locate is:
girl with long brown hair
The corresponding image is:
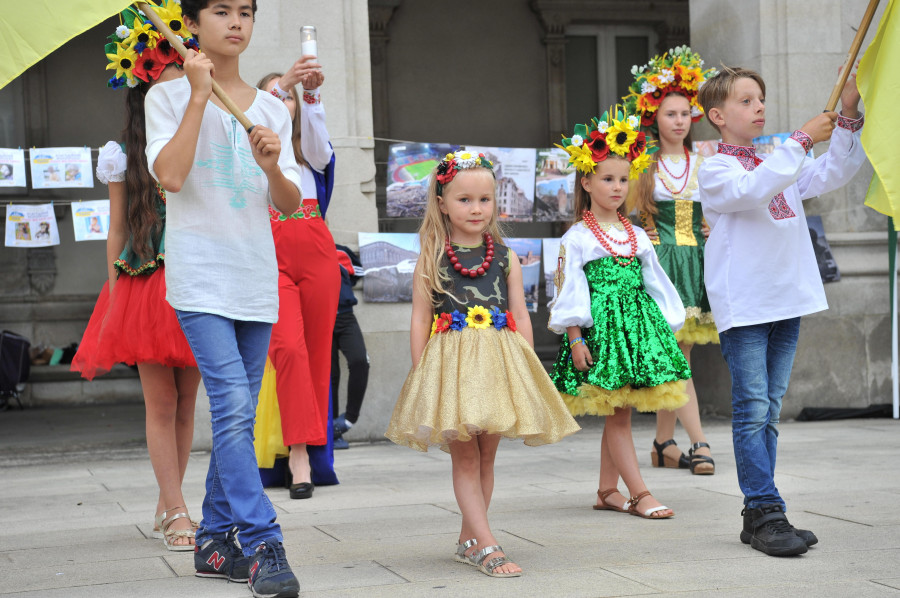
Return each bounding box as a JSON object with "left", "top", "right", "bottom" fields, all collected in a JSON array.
[
  {"left": 623, "top": 47, "right": 718, "bottom": 475},
  {"left": 71, "top": 4, "right": 201, "bottom": 552}
]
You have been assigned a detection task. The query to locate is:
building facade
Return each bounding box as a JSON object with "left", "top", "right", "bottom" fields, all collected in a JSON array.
[{"left": 0, "top": 0, "right": 891, "bottom": 445}]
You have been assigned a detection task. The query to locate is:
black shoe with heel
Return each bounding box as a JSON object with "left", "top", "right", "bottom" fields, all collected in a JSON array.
[
  {"left": 688, "top": 442, "right": 715, "bottom": 475},
  {"left": 651, "top": 439, "right": 690, "bottom": 469}
]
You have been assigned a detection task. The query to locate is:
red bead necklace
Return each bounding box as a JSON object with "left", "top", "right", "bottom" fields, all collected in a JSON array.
[
  {"left": 445, "top": 233, "right": 494, "bottom": 278},
  {"left": 582, "top": 210, "right": 638, "bottom": 267},
  {"left": 657, "top": 146, "right": 691, "bottom": 196}
]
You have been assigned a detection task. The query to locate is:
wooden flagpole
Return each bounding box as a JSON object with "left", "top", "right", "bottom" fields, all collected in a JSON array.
[
  {"left": 134, "top": 1, "right": 255, "bottom": 132},
  {"left": 825, "top": 0, "right": 881, "bottom": 112}
]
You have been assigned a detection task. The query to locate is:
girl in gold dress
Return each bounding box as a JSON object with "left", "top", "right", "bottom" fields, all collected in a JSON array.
[{"left": 386, "top": 150, "right": 579, "bottom": 578}]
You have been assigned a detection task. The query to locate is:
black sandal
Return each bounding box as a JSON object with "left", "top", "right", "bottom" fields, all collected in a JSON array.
[
  {"left": 689, "top": 442, "right": 715, "bottom": 475},
  {"left": 651, "top": 439, "right": 690, "bottom": 469}
]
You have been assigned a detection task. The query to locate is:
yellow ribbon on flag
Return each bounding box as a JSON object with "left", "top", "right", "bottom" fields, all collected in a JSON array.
[
  {"left": 859, "top": 0, "right": 900, "bottom": 227},
  {"left": 0, "top": 0, "right": 133, "bottom": 90}
]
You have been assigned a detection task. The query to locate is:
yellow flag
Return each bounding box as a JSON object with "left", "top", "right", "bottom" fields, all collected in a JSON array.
[
  {"left": 0, "top": 0, "right": 133, "bottom": 90},
  {"left": 859, "top": 0, "right": 900, "bottom": 227}
]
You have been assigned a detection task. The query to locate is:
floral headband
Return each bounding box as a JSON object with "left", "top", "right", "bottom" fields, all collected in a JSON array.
[
  {"left": 556, "top": 106, "right": 657, "bottom": 179},
  {"left": 622, "top": 45, "right": 717, "bottom": 128},
  {"left": 104, "top": 0, "right": 200, "bottom": 89},
  {"left": 435, "top": 150, "right": 495, "bottom": 194}
]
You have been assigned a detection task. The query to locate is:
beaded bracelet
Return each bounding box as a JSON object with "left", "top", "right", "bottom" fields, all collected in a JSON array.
[{"left": 569, "top": 337, "right": 585, "bottom": 348}]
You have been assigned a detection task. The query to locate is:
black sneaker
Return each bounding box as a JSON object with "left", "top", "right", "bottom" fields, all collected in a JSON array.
[
  {"left": 195, "top": 527, "right": 249, "bottom": 582},
  {"left": 248, "top": 541, "right": 299, "bottom": 598},
  {"left": 741, "top": 504, "right": 808, "bottom": 556},
  {"left": 741, "top": 507, "right": 818, "bottom": 547}
]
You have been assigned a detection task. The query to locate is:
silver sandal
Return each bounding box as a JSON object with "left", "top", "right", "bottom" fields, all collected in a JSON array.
[
  {"left": 454, "top": 538, "right": 478, "bottom": 566},
  {"left": 160, "top": 505, "right": 195, "bottom": 552},
  {"left": 472, "top": 545, "right": 521, "bottom": 578}
]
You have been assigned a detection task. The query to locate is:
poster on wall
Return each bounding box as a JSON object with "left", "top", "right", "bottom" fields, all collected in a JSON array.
[
  {"left": 534, "top": 147, "right": 575, "bottom": 222},
  {"left": 358, "top": 232, "right": 420, "bottom": 302},
  {"left": 29, "top": 147, "right": 94, "bottom": 189},
  {"left": 386, "top": 143, "right": 456, "bottom": 218},
  {"left": 467, "top": 146, "right": 536, "bottom": 222},
  {"left": 542, "top": 238, "right": 562, "bottom": 302},
  {"left": 4, "top": 203, "right": 60, "bottom": 247},
  {"left": 505, "top": 237, "right": 542, "bottom": 312},
  {"left": 72, "top": 200, "right": 110, "bottom": 241},
  {"left": 0, "top": 148, "right": 27, "bottom": 187}
]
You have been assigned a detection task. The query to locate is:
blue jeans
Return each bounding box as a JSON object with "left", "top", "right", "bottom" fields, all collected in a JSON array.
[
  {"left": 175, "top": 310, "right": 282, "bottom": 555},
  {"left": 719, "top": 317, "right": 801, "bottom": 510}
]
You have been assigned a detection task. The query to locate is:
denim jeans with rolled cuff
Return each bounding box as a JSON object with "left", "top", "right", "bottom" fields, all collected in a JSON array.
[
  {"left": 175, "top": 310, "right": 282, "bottom": 556},
  {"left": 719, "top": 317, "right": 801, "bottom": 511}
]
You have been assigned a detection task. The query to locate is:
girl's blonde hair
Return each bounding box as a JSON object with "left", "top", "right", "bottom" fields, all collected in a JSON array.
[{"left": 416, "top": 167, "right": 505, "bottom": 305}]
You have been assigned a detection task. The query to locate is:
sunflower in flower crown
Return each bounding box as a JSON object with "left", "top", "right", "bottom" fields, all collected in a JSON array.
[
  {"left": 104, "top": 0, "right": 200, "bottom": 90},
  {"left": 622, "top": 45, "right": 717, "bottom": 129},
  {"left": 555, "top": 106, "right": 658, "bottom": 180}
]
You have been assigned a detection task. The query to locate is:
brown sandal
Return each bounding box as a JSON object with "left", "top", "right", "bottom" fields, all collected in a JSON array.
[
  {"left": 627, "top": 491, "right": 674, "bottom": 519},
  {"left": 593, "top": 488, "right": 628, "bottom": 512}
]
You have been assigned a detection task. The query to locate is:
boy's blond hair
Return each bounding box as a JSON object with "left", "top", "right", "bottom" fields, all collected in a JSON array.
[{"left": 698, "top": 66, "right": 767, "bottom": 132}]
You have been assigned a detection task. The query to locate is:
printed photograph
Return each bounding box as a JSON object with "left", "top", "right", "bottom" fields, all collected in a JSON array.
[
  {"left": 534, "top": 147, "right": 575, "bottom": 222},
  {"left": 358, "top": 232, "right": 420, "bottom": 302},
  {"left": 386, "top": 143, "right": 456, "bottom": 218}
]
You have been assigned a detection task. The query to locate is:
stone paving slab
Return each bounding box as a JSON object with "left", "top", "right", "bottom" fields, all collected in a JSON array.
[{"left": 0, "top": 409, "right": 898, "bottom": 597}]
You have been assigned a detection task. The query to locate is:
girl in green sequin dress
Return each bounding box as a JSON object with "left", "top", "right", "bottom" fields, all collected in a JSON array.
[
  {"left": 549, "top": 108, "right": 690, "bottom": 519},
  {"left": 386, "top": 151, "right": 579, "bottom": 577},
  {"left": 624, "top": 47, "right": 718, "bottom": 475}
]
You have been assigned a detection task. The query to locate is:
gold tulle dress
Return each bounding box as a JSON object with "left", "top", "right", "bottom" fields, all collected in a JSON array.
[{"left": 385, "top": 241, "right": 580, "bottom": 452}]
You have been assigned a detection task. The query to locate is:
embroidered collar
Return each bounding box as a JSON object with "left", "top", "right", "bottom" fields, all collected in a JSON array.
[{"left": 717, "top": 143, "right": 756, "bottom": 159}]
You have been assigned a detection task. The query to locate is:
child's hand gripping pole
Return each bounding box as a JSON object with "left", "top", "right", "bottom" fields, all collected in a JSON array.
[
  {"left": 824, "top": 0, "right": 880, "bottom": 112},
  {"left": 133, "top": 1, "right": 256, "bottom": 133}
]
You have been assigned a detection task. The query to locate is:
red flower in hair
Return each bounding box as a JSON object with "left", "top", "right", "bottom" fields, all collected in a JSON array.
[
  {"left": 155, "top": 39, "right": 179, "bottom": 65},
  {"left": 132, "top": 47, "right": 167, "bottom": 83},
  {"left": 586, "top": 129, "right": 609, "bottom": 163},
  {"left": 505, "top": 310, "right": 517, "bottom": 332},
  {"left": 436, "top": 160, "right": 458, "bottom": 185},
  {"left": 628, "top": 131, "right": 647, "bottom": 161}
]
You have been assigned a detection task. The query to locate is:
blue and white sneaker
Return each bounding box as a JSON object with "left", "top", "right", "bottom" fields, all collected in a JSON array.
[
  {"left": 195, "top": 527, "right": 249, "bottom": 582},
  {"left": 248, "top": 541, "right": 299, "bottom": 598},
  {"left": 333, "top": 436, "right": 350, "bottom": 450}
]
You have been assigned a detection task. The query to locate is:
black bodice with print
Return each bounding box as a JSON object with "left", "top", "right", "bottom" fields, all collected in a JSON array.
[{"left": 433, "top": 241, "right": 511, "bottom": 315}]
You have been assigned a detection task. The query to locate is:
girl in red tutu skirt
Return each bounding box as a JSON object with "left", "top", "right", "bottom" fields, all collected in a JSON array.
[{"left": 71, "top": 19, "right": 200, "bottom": 552}]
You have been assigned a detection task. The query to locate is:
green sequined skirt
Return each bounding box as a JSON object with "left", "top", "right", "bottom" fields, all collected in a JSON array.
[{"left": 550, "top": 257, "right": 691, "bottom": 417}]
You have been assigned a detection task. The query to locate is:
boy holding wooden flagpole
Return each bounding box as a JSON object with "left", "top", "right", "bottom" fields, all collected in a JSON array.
[
  {"left": 697, "top": 66, "right": 866, "bottom": 556},
  {"left": 141, "top": 0, "right": 302, "bottom": 595}
]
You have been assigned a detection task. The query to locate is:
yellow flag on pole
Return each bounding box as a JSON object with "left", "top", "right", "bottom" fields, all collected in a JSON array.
[
  {"left": 859, "top": 0, "right": 900, "bottom": 227},
  {"left": 0, "top": 0, "right": 133, "bottom": 90}
]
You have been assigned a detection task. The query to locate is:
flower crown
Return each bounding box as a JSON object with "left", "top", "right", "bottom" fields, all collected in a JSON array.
[
  {"left": 556, "top": 106, "right": 657, "bottom": 179},
  {"left": 622, "top": 45, "right": 717, "bottom": 128},
  {"left": 435, "top": 150, "right": 495, "bottom": 194},
  {"left": 104, "top": 1, "right": 199, "bottom": 89}
]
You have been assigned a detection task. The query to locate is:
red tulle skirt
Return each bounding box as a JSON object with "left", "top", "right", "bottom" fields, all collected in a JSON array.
[{"left": 71, "top": 266, "right": 196, "bottom": 380}]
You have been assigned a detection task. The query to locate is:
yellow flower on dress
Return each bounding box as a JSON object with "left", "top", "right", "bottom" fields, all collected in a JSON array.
[
  {"left": 466, "top": 305, "right": 492, "bottom": 329},
  {"left": 630, "top": 152, "right": 652, "bottom": 179},
  {"left": 430, "top": 314, "right": 439, "bottom": 337},
  {"left": 105, "top": 43, "right": 138, "bottom": 80},
  {"left": 605, "top": 119, "right": 638, "bottom": 157}
]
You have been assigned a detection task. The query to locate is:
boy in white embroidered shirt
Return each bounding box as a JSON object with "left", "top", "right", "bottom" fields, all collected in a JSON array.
[
  {"left": 697, "top": 66, "right": 865, "bottom": 557},
  {"left": 144, "top": 1, "right": 302, "bottom": 595}
]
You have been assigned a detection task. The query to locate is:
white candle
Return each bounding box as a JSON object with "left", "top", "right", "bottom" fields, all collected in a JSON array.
[{"left": 301, "top": 39, "right": 317, "bottom": 57}]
